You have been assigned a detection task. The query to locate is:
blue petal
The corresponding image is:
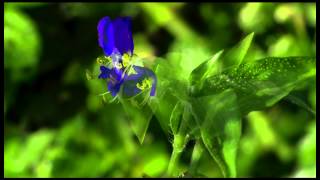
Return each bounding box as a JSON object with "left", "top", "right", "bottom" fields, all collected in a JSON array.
[
  {"left": 112, "top": 17, "right": 134, "bottom": 55},
  {"left": 148, "top": 70, "right": 157, "bottom": 96},
  {"left": 123, "top": 66, "right": 145, "bottom": 81},
  {"left": 121, "top": 80, "right": 142, "bottom": 97},
  {"left": 98, "top": 66, "right": 111, "bottom": 79},
  {"left": 107, "top": 68, "right": 125, "bottom": 97},
  {"left": 144, "top": 67, "right": 157, "bottom": 96},
  {"left": 108, "top": 80, "right": 122, "bottom": 97},
  {"left": 110, "top": 68, "right": 123, "bottom": 81},
  {"left": 97, "top": 16, "right": 115, "bottom": 56}
]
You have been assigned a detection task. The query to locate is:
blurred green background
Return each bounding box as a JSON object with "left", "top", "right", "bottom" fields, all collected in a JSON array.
[{"left": 4, "top": 2, "right": 316, "bottom": 178}]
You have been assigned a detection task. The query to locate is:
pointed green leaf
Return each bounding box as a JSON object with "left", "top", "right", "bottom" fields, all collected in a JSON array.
[
  {"left": 223, "top": 32, "right": 254, "bottom": 68},
  {"left": 284, "top": 94, "right": 316, "bottom": 115},
  {"left": 193, "top": 57, "right": 316, "bottom": 115},
  {"left": 169, "top": 102, "right": 185, "bottom": 135},
  {"left": 189, "top": 50, "right": 224, "bottom": 86},
  {"left": 119, "top": 93, "right": 155, "bottom": 144},
  {"left": 151, "top": 57, "right": 188, "bottom": 134},
  {"left": 189, "top": 33, "right": 254, "bottom": 94},
  {"left": 191, "top": 89, "right": 241, "bottom": 177}
]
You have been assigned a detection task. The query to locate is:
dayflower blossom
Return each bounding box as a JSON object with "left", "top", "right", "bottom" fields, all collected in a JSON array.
[{"left": 97, "top": 16, "right": 156, "bottom": 97}]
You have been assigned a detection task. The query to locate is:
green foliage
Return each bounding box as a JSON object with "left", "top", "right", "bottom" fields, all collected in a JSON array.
[
  {"left": 294, "top": 121, "right": 316, "bottom": 177},
  {"left": 192, "top": 90, "right": 241, "bottom": 177},
  {"left": 5, "top": 130, "right": 55, "bottom": 177},
  {"left": 169, "top": 101, "right": 184, "bottom": 135},
  {"left": 4, "top": 8, "right": 40, "bottom": 74},
  {"left": 118, "top": 93, "right": 155, "bottom": 144},
  {"left": 4, "top": 3, "right": 316, "bottom": 178},
  {"left": 239, "top": 3, "right": 274, "bottom": 34},
  {"left": 189, "top": 50, "right": 224, "bottom": 88},
  {"left": 152, "top": 32, "right": 315, "bottom": 177},
  {"left": 190, "top": 32, "right": 254, "bottom": 94},
  {"left": 195, "top": 57, "right": 315, "bottom": 115},
  {"left": 222, "top": 32, "right": 255, "bottom": 68}
]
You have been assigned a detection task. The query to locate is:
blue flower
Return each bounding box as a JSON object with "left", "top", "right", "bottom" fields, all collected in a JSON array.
[
  {"left": 98, "top": 65, "right": 124, "bottom": 97},
  {"left": 97, "top": 16, "right": 157, "bottom": 98},
  {"left": 122, "top": 66, "right": 157, "bottom": 97},
  {"left": 98, "top": 65, "right": 156, "bottom": 97},
  {"left": 98, "top": 16, "right": 134, "bottom": 57}
]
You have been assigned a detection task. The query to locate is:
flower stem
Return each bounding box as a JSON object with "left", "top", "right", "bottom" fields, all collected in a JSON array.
[
  {"left": 167, "top": 149, "right": 182, "bottom": 177},
  {"left": 189, "top": 140, "right": 203, "bottom": 175},
  {"left": 167, "top": 104, "right": 191, "bottom": 177},
  {"left": 167, "top": 134, "right": 188, "bottom": 177}
]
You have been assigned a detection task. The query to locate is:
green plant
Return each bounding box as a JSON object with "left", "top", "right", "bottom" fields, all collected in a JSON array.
[{"left": 118, "top": 33, "right": 315, "bottom": 177}]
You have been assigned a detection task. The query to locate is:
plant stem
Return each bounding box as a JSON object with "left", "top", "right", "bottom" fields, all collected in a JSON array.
[
  {"left": 167, "top": 104, "right": 191, "bottom": 177},
  {"left": 167, "top": 134, "right": 187, "bottom": 177},
  {"left": 189, "top": 140, "right": 203, "bottom": 175},
  {"left": 167, "top": 149, "right": 183, "bottom": 177}
]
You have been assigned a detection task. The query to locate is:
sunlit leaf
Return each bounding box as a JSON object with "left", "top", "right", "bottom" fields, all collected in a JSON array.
[
  {"left": 151, "top": 57, "right": 188, "bottom": 134},
  {"left": 5, "top": 137, "right": 26, "bottom": 177},
  {"left": 294, "top": 121, "right": 316, "bottom": 177},
  {"left": 169, "top": 101, "right": 184, "bottom": 135},
  {"left": 193, "top": 57, "right": 316, "bottom": 115},
  {"left": 222, "top": 32, "right": 254, "bottom": 68},
  {"left": 239, "top": 3, "right": 274, "bottom": 33},
  {"left": 189, "top": 50, "right": 224, "bottom": 87},
  {"left": 191, "top": 89, "right": 241, "bottom": 177},
  {"left": 119, "top": 92, "right": 155, "bottom": 144},
  {"left": 190, "top": 33, "right": 254, "bottom": 93},
  {"left": 4, "top": 9, "right": 40, "bottom": 73},
  {"left": 4, "top": 130, "right": 55, "bottom": 177},
  {"left": 141, "top": 143, "right": 170, "bottom": 177},
  {"left": 166, "top": 48, "right": 211, "bottom": 81},
  {"left": 247, "top": 111, "right": 276, "bottom": 148}
]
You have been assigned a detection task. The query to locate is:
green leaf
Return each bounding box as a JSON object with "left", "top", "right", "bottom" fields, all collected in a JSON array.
[
  {"left": 189, "top": 50, "right": 224, "bottom": 86},
  {"left": 169, "top": 101, "right": 184, "bottom": 135},
  {"left": 294, "top": 121, "right": 316, "bottom": 177},
  {"left": 151, "top": 93, "right": 178, "bottom": 135},
  {"left": 167, "top": 102, "right": 195, "bottom": 177},
  {"left": 164, "top": 47, "right": 211, "bottom": 83},
  {"left": 24, "top": 130, "right": 55, "bottom": 163},
  {"left": 119, "top": 92, "right": 155, "bottom": 144},
  {"left": 191, "top": 89, "right": 241, "bottom": 177},
  {"left": 4, "top": 8, "right": 40, "bottom": 71},
  {"left": 247, "top": 111, "right": 276, "bottom": 148},
  {"left": 222, "top": 32, "right": 254, "bottom": 68},
  {"left": 4, "top": 130, "right": 55, "bottom": 177},
  {"left": 151, "top": 57, "right": 188, "bottom": 134},
  {"left": 141, "top": 143, "right": 170, "bottom": 177},
  {"left": 193, "top": 57, "right": 316, "bottom": 115},
  {"left": 284, "top": 94, "right": 315, "bottom": 115},
  {"left": 189, "top": 33, "right": 254, "bottom": 94},
  {"left": 4, "top": 137, "right": 26, "bottom": 177}
]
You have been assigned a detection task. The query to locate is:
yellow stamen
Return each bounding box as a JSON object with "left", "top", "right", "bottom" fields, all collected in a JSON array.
[
  {"left": 96, "top": 56, "right": 112, "bottom": 65},
  {"left": 122, "top": 53, "right": 131, "bottom": 67},
  {"left": 136, "top": 78, "right": 152, "bottom": 90}
]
